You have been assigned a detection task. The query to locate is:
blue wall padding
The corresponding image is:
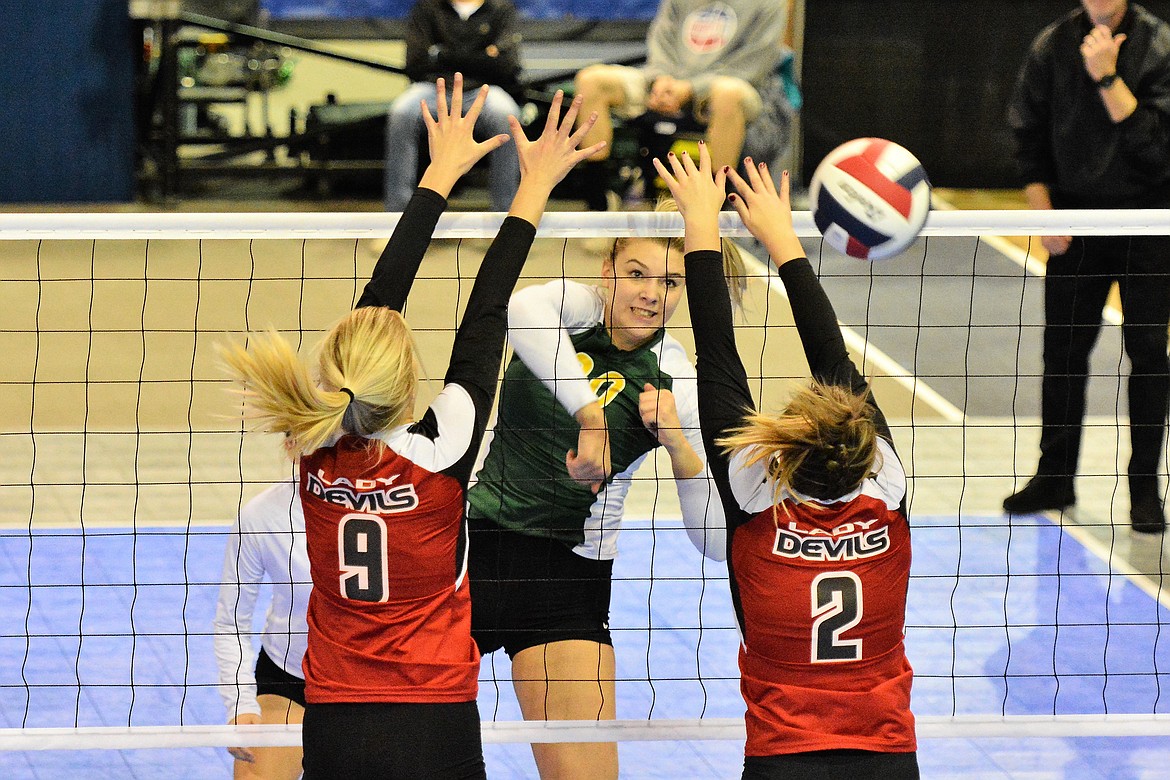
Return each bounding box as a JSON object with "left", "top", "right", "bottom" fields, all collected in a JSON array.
[{"left": 0, "top": 0, "right": 136, "bottom": 202}]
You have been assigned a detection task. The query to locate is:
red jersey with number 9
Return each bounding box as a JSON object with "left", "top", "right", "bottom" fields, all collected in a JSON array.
[
  {"left": 297, "top": 383, "right": 480, "bottom": 704},
  {"left": 728, "top": 436, "right": 916, "bottom": 756}
]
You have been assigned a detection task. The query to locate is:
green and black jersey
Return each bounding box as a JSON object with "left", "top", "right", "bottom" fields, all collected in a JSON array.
[{"left": 466, "top": 279, "right": 724, "bottom": 560}]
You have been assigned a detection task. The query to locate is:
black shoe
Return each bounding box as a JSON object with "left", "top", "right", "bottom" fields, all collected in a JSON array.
[
  {"left": 1131, "top": 493, "right": 1166, "bottom": 534},
  {"left": 1003, "top": 476, "right": 1076, "bottom": 515}
]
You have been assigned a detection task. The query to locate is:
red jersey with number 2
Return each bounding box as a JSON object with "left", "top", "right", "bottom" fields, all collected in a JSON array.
[
  {"left": 728, "top": 436, "right": 916, "bottom": 756},
  {"left": 297, "top": 383, "right": 479, "bottom": 704}
]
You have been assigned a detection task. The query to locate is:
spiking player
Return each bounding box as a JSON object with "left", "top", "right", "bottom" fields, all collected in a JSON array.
[
  {"left": 465, "top": 195, "right": 740, "bottom": 779},
  {"left": 657, "top": 145, "right": 919, "bottom": 778},
  {"left": 222, "top": 75, "right": 603, "bottom": 780}
]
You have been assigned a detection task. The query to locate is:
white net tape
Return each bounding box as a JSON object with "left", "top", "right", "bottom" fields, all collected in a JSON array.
[
  {"left": 1, "top": 208, "right": 1169, "bottom": 240},
  {"left": 4, "top": 713, "right": 1170, "bottom": 751}
]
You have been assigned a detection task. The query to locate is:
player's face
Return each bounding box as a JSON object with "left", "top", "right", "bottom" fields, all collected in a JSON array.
[
  {"left": 1082, "top": 0, "right": 1127, "bottom": 27},
  {"left": 600, "top": 239, "right": 685, "bottom": 351}
]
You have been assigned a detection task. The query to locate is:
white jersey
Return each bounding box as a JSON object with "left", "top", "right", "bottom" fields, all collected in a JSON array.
[{"left": 212, "top": 480, "right": 311, "bottom": 721}]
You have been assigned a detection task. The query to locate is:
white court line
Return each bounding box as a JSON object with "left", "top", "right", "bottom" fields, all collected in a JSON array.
[
  {"left": 1045, "top": 514, "right": 1170, "bottom": 611},
  {"left": 930, "top": 197, "right": 1160, "bottom": 603},
  {"left": 741, "top": 251, "right": 966, "bottom": 424},
  {"left": 930, "top": 196, "right": 1123, "bottom": 326}
]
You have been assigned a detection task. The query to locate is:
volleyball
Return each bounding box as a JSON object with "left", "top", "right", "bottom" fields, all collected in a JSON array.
[{"left": 809, "top": 138, "right": 931, "bottom": 261}]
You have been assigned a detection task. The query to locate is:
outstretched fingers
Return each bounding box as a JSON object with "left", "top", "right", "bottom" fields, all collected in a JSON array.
[
  {"left": 567, "top": 110, "right": 600, "bottom": 147},
  {"left": 448, "top": 73, "right": 464, "bottom": 120},
  {"left": 571, "top": 140, "right": 608, "bottom": 164},
  {"left": 543, "top": 90, "right": 566, "bottom": 136},
  {"left": 462, "top": 83, "right": 491, "bottom": 127},
  {"left": 556, "top": 94, "right": 585, "bottom": 136},
  {"left": 695, "top": 139, "right": 713, "bottom": 174},
  {"left": 507, "top": 113, "right": 527, "bottom": 148},
  {"left": 420, "top": 99, "right": 438, "bottom": 134},
  {"left": 747, "top": 157, "right": 778, "bottom": 196},
  {"left": 434, "top": 77, "right": 449, "bottom": 122},
  {"left": 652, "top": 156, "right": 679, "bottom": 191}
]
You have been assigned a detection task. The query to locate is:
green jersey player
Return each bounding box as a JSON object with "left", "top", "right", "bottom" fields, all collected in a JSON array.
[{"left": 467, "top": 201, "right": 744, "bottom": 780}]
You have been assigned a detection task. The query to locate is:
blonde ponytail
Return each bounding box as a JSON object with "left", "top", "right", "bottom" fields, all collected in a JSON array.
[
  {"left": 718, "top": 381, "right": 879, "bottom": 507},
  {"left": 221, "top": 307, "right": 418, "bottom": 458}
]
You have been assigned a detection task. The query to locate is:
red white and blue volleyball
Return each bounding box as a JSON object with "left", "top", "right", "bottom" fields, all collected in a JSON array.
[{"left": 809, "top": 138, "right": 931, "bottom": 261}]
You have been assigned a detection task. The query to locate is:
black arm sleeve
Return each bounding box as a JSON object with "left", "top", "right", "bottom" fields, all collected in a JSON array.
[
  {"left": 777, "top": 258, "right": 894, "bottom": 445},
  {"left": 684, "top": 249, "right": 756, "bottom": 529},
  {"left": 355, "top": 188, "right": 447, "bottom": 311},
  {"left": 440, "top": 215, "right": 536, "bottom": 485}
]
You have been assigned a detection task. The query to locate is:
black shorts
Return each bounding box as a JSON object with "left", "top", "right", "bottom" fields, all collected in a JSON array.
[
  {"left": 255, "top": 647, "right": 306, "bottom": 708},
  {"left": 468, "top": 516, "right": 614, "bottom": 658},
  {"left": 743, "top": 749, "right": 920, "bottom": 780},
  {"left": 302, "top": 700, "right": 485, "bottom": 780}
]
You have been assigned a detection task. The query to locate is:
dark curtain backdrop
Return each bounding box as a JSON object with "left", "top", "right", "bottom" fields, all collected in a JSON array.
[
  {"left": 0, "top": 0, "right": 136, "bottom": 202},
  {"left": 802, "top": 0, "right": 1170, "bottom": 188}
]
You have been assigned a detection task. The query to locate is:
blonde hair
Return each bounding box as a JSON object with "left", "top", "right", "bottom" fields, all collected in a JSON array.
[
  {"left": 221, "top": 306, "right": 418, "bottom": 458},
  {"left": 718, "top": 380, "right": 879, "bottom": 507},
  {"left": 608, "top": 198, "right": 748, "bottom": 310}
]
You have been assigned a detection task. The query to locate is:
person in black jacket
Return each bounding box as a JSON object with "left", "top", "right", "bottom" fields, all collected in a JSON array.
[
  {"left": 384, "top": 0, "right": 523, "bottom": 212},
  {"left": 1004, "top": 0, "right": 1170, "bottom": 534}
]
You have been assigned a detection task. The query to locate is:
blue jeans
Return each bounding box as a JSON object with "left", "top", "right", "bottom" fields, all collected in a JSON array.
[{"left": 383, "top": 82, "right": 520, "bottom": 212}]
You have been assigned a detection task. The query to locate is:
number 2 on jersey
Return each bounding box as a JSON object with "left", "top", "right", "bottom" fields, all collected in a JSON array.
[
  {"left": 339, "top": 513, "right": 389, "bottom": 602},
  {"left": 810, "top": 572, "right": 863, "bottom": 663}
]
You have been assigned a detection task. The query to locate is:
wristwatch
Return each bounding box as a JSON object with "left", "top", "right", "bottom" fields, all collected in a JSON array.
[{"left": 1096, "top": 72, "right": 1119, "bottom": 88}]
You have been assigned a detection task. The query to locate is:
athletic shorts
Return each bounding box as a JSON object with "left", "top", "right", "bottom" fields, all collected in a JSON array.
[
  {"left": 468, "top": 516, "right": 614, "bottom": 658},
  {"left": 302, "top": 700, "right": 485, "bottom": 780},
  {"left": 742, "top": 749, "right": 920, "bottom": 780},
  {"left": 255, "top": 647, "right": 306, "bottom": 708}
]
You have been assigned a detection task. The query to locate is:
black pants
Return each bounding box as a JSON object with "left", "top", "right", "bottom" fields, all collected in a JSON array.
[
  {"left": 1038, "top": 234, "right": 1170, "bottom": 492},
  {"left": 743, "top": 749, "right": 920, "bottom": 780},
  {"left": 302, "top": 700, "right": 486, "bottom": 780}
]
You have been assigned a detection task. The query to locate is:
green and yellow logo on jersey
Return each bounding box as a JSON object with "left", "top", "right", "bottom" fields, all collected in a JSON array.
[{"left": 578, "top": 353, "right": 626, "bottom": 408}]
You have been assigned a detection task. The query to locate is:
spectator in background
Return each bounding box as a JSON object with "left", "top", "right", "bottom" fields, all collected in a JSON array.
[
  {"left": 1005, "top": 0, "right": 1170, "bottom": 534},
  {"left": 384, "top": 0, "right": 522, "bottom": 212},
  {"left": 573, "top": 0, "right": 792, "bottom": 209}
]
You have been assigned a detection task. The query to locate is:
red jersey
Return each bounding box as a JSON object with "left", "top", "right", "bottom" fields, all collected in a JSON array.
[
  {"left": 727, "top": 436, "right": 916, "bottom": 756},
  {"left": 298, "top": 384, "right": 480, "bottom": 704}
]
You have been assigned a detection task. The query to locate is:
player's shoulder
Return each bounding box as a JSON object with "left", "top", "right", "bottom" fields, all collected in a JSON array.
[
  {"left": 238, "top": 479, "right": 301, "bottom": 532},
  {"left": 656, "top": 332, "right": 697, "bottom": 378}
]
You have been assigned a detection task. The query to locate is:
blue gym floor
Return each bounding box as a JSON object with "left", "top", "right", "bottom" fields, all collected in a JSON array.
[{"left": 1, "top": 514, "right": 1168, "bottom": 779}]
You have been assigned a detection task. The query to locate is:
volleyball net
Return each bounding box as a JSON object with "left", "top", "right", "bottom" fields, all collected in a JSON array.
[{"left": 0, "top": 208, "right": 1168, "bottom": 762}]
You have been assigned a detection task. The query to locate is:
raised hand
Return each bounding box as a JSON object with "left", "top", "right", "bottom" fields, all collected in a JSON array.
[
  {"left": 652, "top": 141, "right": 725, "bottom": 253},
  {"left": 726, "top": 161, "right": 804, "bottom": 268},
  {"left": 505, "top": 90, "right": 607, "bottom": 225},
  {"left": 417, "top": 73, "right": 512, "bottom": 198},
  {"left": 513, "top": 91, "right": 606, "bottom": 188}
]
